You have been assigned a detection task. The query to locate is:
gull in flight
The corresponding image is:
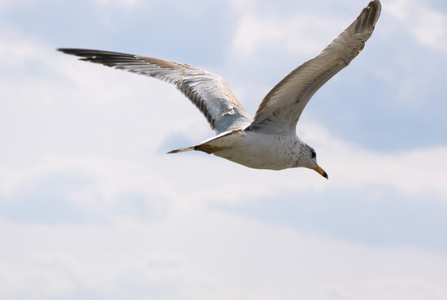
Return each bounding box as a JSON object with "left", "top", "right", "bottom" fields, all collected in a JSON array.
[{"left": 59, "top": 0, "right": 381, "bottom": 179}]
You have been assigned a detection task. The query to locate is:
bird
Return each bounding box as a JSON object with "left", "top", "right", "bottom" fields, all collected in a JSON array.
[{"left": 58, "top": 0, "right": 381, "bottom": 179}]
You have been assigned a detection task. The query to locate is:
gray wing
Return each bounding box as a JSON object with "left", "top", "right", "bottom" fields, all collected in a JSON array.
[
  {"left": 247, "top": 0, "right": 381, "bottom": 135},
  {"left": 58, "top": 49, "right": 252, "bottom": 134}
]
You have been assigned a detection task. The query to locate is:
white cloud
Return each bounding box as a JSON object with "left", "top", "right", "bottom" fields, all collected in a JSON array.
[
  {"left": 231, "top": 14, "right": 284, "bottom": 56},
  {"left": 231, "top": 12, "right": 346, "bottom": 58},
  {"left": 0, "top": 208, "right": 446, "bottom": 299},
  {"left": 387, "top": 0, "right": 447, "bottom": 50},
  {"left": 301, "top": 122, "right": 447, "bottom": 201},
  {"left": 229, "top": 0, "right": 447, "bottom": 60}
]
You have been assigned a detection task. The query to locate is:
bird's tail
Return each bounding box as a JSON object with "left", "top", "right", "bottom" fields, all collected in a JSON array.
[
  {"left": 167, "top": 145, "right": 195, "bottom": 154},
  {"left": 167, "top": 129, "right": 245, "bottom": 155}
]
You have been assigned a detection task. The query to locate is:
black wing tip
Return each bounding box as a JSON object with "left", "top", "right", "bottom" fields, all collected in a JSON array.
[
  {"left": 57, "top": 48, "right": 95, "bottom": 56},
  {"left": 351, "top": 0, "right": 381, "bottom": 35},
  {"left": 57, "top": 48, "right": 135, "bottom": 59},
  {"left": 365, "top": 0, "right": 382, "bottom": 26},
  {"left": 57, "top": 48, "right": 102, "bottom": 60},
  {"left": 57, "top": 48, "right": 141, "bottom": 68},
  {"left": 366, "top": 0, "right": 381, "bottom": 11},
  {"left": 371, "top": 0, "right": 382, "bottom": 10},
  {"left": 57, "top": 48, "right": 75, "bottom": 53}
]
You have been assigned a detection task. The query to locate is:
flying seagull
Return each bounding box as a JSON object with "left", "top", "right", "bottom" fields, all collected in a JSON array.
[{"left": 59, "top": 0, "right": 381, "bottom": 179}]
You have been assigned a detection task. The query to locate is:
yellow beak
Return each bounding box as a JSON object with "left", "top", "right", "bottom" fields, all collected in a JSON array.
[{"left": 314, "top": 164, "right": 328, "bottom": 179}]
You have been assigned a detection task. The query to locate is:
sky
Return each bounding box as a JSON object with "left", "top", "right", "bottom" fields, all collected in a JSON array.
[{"left": 1, "top": 0, "right": 447, "bottom": 299}]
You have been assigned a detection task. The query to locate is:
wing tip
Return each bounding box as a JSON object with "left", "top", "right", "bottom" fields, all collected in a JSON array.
[
  {"left": 57, "top": 48, "right": 79, "bottom": 56},
  {"left": 365, "top": 0, "right": 382, "bottom": 28},
  {"left": 57, "top": 48, "right": 99, "bottom": 60}
]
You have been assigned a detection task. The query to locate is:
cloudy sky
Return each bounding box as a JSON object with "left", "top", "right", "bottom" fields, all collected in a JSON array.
[{"left": 1, "top": 0, "right": 447, "bottom": 299}]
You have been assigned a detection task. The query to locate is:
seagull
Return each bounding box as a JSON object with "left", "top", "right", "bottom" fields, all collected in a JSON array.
[{"left": 59, "top": 0, "right": 381, "bottom": 179}]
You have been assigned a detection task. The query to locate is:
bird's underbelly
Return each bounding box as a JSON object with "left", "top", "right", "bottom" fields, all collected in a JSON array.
[{"left": 212, "top": 131, "right": 301, "bottom": 170}]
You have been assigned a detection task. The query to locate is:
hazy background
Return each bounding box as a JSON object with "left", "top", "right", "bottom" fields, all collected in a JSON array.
[{"left": 1, "top": 0, "right": 446, "bottom": 299}]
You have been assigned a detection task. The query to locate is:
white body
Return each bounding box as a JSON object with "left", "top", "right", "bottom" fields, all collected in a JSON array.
[{"left": 209, "top": 130, "right": 303, "bottom": 170}]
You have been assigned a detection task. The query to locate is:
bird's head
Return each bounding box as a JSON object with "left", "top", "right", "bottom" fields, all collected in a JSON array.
[{"left": 301, "top": 144, "right": 328, "bottom": 179}]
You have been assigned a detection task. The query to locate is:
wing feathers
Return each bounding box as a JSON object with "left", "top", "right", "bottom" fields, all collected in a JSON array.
[
  {"left": 248, "top": 0, "right": 381, "bottom": 135},
  {"left": 58, "top": 49, "right": 252, "bottom": 134},
  {"left": 58, "top": 0, "right": 381, "bottom": 138}
]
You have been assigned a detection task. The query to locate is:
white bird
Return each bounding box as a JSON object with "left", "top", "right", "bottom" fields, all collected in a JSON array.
[{"left": 59, "top": 0, "right": 381, "bottom": 179}]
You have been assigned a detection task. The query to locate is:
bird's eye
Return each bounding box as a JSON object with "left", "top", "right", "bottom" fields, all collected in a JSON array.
[{"left": 311, "top": 150, "right": 316, "bottom": 159}]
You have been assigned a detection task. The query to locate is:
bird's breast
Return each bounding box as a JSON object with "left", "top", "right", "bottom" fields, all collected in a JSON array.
[{"left": 213, "top": 131, "right": 301, "bottom": 170}]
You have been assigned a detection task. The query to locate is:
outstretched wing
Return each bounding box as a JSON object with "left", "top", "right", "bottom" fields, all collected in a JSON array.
[
  {"left": 58, "top": 49, "right": 252, "bottom": 134},
  {"left": 248, "top": 0, "right": 381, "bottom": 135}
]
